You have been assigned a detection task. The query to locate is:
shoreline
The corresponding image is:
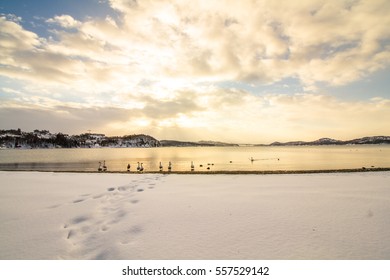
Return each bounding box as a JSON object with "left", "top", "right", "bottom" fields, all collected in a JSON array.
[{"left": 1, "top": 167, "right": 390, "bottom": 175}]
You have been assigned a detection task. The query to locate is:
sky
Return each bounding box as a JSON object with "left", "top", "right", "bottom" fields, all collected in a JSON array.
[{"left": 0, "top": 0, "right": 390, "bottom": 143}]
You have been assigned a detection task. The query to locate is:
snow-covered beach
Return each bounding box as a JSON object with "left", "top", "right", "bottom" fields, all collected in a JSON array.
[{"left": 0, "top": 171, "right": 389, "bottom": 260}]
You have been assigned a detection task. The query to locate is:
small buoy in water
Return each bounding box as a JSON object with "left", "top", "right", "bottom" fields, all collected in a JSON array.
[
  {"left": 207, "top": 167, "right": 210, "bottom": 170},
  {"left": 229, "top": 161, "right": 232, "bottom": 163},
  {"left": 200, "top": 164, "right": 203, "bottom": 167}
]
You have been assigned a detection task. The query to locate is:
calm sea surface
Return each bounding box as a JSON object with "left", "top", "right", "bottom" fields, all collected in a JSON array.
[{"left": 0, "top": 145, "right": 389, "bottom": 172}]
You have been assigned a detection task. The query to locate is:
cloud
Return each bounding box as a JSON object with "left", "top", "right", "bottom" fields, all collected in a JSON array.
[
  {"left": 103, "top": 0, "right": 390, "bottom": 87},
  {"left": 0, "top": 16, "right": 40, "bottom": 52},
  {"left": 46, "top": 15, "right": 81, "bottom": 29},
  {"left": 2, "top": 1, "right": 390, "bottom": 90},
  {"left": 0, "top": 104, "right": 133, "bottom": 134},
  {"left": 1, "top": 1, "right": 389, "bottom": 142},
  {"left": 109, "top": 0, "right": 139, "bottom": 13},
  {"left": 0, "top": 16, "right": 83, "bottom": 85},
  {"left": 1, "top": 87, "right": 22, "bottom": 95},
  {"left": 139, "top": 92, "right": 203, "bottom": 119},
  {"left": 1, "top": 86, "right": 389, "bottom": 142}
]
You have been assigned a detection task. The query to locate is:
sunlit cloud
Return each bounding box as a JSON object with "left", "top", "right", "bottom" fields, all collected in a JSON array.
[
  {"left": 0, "top": 0, "right": 390, "bottom": 141},
  {"left": 46, "top": 15, "right": 81, "bottom": 29},
  {"left": 3, "top": 0, "right": 390, "bottom": 89}
]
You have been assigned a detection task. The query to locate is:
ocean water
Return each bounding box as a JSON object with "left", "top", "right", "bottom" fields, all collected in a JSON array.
[{"left": 0, "top": 145, "right": 389, "bottom": 172}]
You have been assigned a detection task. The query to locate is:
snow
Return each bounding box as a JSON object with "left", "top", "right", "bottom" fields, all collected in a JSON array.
[{"left": 0, "top": 171, "right": 389, "bottom": 260}]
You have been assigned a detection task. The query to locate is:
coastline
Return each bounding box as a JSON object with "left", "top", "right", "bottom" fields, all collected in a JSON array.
[{"left": 1, "top": 166, "right": 390, "bottom": 175}]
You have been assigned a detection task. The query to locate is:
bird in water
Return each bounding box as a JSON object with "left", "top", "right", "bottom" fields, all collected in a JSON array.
[
  {"left": 159, "top": 162, "right": 163, "bottom": 171},
  {"left": 168, "top": 161, "right": 172, "bottom": 172},
  {"left": 137, "top": 162, "right": 140, "bottom": 171},
  {"left": 98, "top": 162, "right": 102, "bottom": 172},
  {"left": 191, "top": 161, "right": 194, "bottom": 171},
  {"left": 102, "top": 160, "right": 107, "bottom": 172},
  {"left": 127, "top": 163, "right": 130, "bottom": 172},
  {"left": 139, "top": 163, "right": 144, "bottom": 172}
]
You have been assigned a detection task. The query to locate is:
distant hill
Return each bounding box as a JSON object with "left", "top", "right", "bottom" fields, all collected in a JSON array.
[
  {"left": 269, "top": 136, "right": 390, "bottom": 146},
  {"left": 0, "top": 129, "right": 160, "bottom": 149},
  {"left": 160, "top": 140, "right": 239, "bottom": 147},
  {"left": 1, "top": 128, "right": 389, "bottom": 149}
]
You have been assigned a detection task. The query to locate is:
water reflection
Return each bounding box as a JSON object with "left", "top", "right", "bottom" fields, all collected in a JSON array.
[{"left": 0, "top": 146, "right": 389, "bottom": 172}]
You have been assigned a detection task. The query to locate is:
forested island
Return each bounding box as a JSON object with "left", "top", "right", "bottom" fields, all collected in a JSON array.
[{"left": 0, "top": 129, "right": 160, "bottom": 149}]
